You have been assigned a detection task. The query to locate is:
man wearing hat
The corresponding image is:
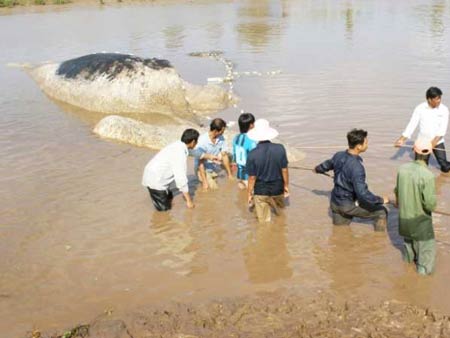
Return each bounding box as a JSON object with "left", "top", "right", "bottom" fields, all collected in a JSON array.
[
  {"left": 246, "top": 119, "right": 289, "bottom": 223},
  {"left": 394, "top": 138, "right": 437, "bottom": 275}
]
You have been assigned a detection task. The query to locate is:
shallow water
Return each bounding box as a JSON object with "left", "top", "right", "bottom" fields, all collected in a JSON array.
[{"left": 1, "top": 0, "right": 450, "bottom": 336}]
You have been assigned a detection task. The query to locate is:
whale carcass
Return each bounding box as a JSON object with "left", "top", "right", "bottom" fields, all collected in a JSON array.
[{"left": 28, "top": 53, "right": 234, "bottom": 118}]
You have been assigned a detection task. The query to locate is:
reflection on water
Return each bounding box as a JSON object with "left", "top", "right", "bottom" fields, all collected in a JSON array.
[
  {"left": 1, "top": 0, "right": 450, "bottom": 337},
  {"left": 243, "top": 222, "right": 292, "bottom": 284},
  {"left": 163, "top": 25, "right": 185, "bottom": 50},
  {"left": 343, "top": 6, "right": 354, "bottom": 40},
  {"left": 150, "top": 212, "right": 196, "bottom": 275}
]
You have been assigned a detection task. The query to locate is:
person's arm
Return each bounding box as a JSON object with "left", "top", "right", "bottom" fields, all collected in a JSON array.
[
  {"left": 421, "top": 176, "right": 437, "bottom": 213},
  {"left": 246, "top": 154, "right": 256, "bottom": 205},
  {"left": 282, "top": 168, "right": 289, "bottom": 197},
  {"left": 314, "top": 159, "right": 334, "bottom": 174},
  {"left": 172, "top": 150, "right": 194, "bottom": 208},
  {"left": 431, "top": 136, "right": 443, "bottom": 148},
  {"left": 182, "top": 191, "right": 195, "bottom": 209},
  {"left": 352, "top": 164, "right": 386, "bottom": 207},
  {"left": 191, "top": 144, "right": 218, "bottom": 161},
  {"left": 280, "top": 146, "right": 289, "bottom": 196},
  {"left": 247, "top": 175, "right": 256, "bottom": 205},
  {"left": 393, "top": 175, "right": 399, "bottom": 208},
  {"left": 396, "top": 107, "right": 420, "bottom": 146},
  {"left": 433, "top": 109, "right": 448, "bottom": 147}
]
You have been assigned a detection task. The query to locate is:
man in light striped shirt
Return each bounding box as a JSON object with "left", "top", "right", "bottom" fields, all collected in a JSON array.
[
  {"left": 142, "top": 129, "right": 199, "bottom": 211},
  {"left": 395, "top": 87, "right": 450, "bottom": 173}
]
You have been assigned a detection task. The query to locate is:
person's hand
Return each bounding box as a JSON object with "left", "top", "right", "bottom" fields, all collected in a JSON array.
[
  {"left": 394, "top": 137, "right": 405, "bottom": 148},
  {"left": 284, "top": 186, "right": 290, "bottom": 198},
  {"left": 248, "top": 194, "right": 254, "bottom": 206},
  {"left": 186, "top": 200, "right": 195, "bottom": 209},
  {"left": 382, "top": 196, "right": 390, "bottom": 204}
]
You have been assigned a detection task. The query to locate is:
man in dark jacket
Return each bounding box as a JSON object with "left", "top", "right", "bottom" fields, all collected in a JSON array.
[{"left": 314, "top": 129, "right": 389, "bottom": 231}]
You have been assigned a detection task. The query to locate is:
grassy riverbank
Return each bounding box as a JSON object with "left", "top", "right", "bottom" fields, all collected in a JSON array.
[
  {"left": 0, "top": 0, "right": 69, "bottom": 6},
  {"left": 0, "top": 0, "right": 224, "bottom": 8}
]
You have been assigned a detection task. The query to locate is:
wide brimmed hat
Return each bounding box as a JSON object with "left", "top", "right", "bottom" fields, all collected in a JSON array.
[
  {"left": 413, "top": 138, "right": 433, "bottom": 155},
  {"left": 247, "top": 119, "right": 279, "bottom": 142}
]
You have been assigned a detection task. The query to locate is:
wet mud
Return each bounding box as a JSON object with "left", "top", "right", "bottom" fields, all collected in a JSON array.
[{"left": 31, "top": 292, "right": 450, "bottom": 338}]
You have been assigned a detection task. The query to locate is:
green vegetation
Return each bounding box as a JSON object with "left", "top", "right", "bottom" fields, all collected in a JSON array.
[
  {"left": 0, "top": 0, "right": 19, "bottom": 7},
  {"left": 0, "top": 0, "right": 71, "bottom": 7},
  {"left": 60, "top": 325, "right": 89, "bottom": 338}
]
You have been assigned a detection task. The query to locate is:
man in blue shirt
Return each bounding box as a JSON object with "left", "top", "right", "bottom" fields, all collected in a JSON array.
[
  {"left": 232, "top": 113, "right": 257, "bottom": 189},
  {"left": 193, "top": 118, "right": 233, "bottom": 190},
  {"left": 314, "top": 129, "right": 389, "bottom": 231},
  {"left": 246, "top": 119, "right": 289, "bottom": 223}
]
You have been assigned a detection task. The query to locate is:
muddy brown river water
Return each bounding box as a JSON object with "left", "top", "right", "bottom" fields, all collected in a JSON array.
[{"left": 1, "top": 1, "right": 450, "bottom": 337}]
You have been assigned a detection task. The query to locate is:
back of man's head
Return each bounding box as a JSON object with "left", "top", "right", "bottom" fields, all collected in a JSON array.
[
  {"left": 210, "top": 118, "right": 227, "bottom": 132},
  {"left": 426, "top": 87, "right": 443, "bottom": 100},
  {"left": 238, "top": 113, "right": 255, "bottom": 133},
  {"left": 181, "top": 128, "right": 200, "bottom": 144},
  {"left": 347, "top": 129, "right": 368, "bottom": 149}
]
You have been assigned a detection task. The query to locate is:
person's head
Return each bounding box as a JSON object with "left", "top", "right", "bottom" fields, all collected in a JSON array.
[
  {"left": 413, "top": 138, "right": 432, "bottom": 161},
  {"left": 181, "top": 128, "right": 200, "bottom": 149},
  {"left": 426, "top": 87, "right": 443, "bottom": 108},
  {"left": 347, "top": 129, "right": 368, "bottom": 152},
  {"left": 209, "top": 118, "right": 227, "bottom": 137},
  {"left": 238, "top": 113, "right": 255, "bottom": 133}
]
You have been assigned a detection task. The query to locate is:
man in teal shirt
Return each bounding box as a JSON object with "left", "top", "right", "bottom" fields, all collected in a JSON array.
[{"left": 394, "top": 138, "right": 437, "bottom": 275}]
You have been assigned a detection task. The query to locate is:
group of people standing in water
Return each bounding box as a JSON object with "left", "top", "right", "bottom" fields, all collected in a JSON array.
[{"left": 142, "top": 86, "right": 449, "bottom": 275}]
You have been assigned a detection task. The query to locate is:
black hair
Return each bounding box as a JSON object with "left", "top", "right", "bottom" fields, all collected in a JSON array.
[
  {"left": 238, "top": 113, "right": 255, "bottom": 133},
  {"left": 181, "top": 128, "right": 199, "bottom": 144},
  {"left": 426, "top": 87, "right": 443, "bottom": 100},
  {"left": 210, "top": 118, "right": 227, "bottom": 132},
  {"left": 347, "top": 129, "right": 368, "bottom": 149}
]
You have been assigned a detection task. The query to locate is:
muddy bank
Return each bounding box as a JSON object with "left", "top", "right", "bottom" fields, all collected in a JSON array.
[{"left": 31, "top": 292, "right": 450, "bottom": 338}]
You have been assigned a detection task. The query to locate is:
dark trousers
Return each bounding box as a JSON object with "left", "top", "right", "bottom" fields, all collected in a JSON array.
[
  {"left": 147, "top": 188, "right": 173, "bottom": 211},
  {"left": 416, "top": 143, "right": 450, "bottom": 173},
  {"left": 330, "top": 201, "right": 387, "bottom": 231}
]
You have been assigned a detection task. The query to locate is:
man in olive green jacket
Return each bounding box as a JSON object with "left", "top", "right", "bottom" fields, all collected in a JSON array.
[{"left": 394, "top": 139, "right": 437, "bottom": 275}]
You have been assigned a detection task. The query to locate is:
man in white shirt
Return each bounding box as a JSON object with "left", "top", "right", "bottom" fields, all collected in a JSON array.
[
  {"left": 142, "top": 129, "right": 199, "bottom": 211},
  {"left": 395, "top": 87, "right": 450, "bottom": 173}
]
